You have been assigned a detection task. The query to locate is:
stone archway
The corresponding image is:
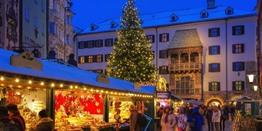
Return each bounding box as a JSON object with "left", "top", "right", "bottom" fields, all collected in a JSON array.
[{"left": 205, "top": 96, "right": 224, "bottom": 107}]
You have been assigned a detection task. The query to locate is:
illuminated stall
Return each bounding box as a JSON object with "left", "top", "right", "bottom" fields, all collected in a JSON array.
[
  {"left": 154, "top": 77, "right": 182, "bottom": 119},
  {"left": 0, "top": 49, "right": 154, "bottom": 130}
]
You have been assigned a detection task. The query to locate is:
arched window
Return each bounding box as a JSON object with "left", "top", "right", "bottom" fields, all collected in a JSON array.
[
  {"left": 225, "top": 7, "right": 234, "bottom": 15},
  {"left": 171, "top": 54, "right": 178, "bottom": 63},
  {"left": 181, "top": 53, "right": 188, "bottom": 63},
  {"left": 190, "top": 52, "right": 199, "bottom": 63}
]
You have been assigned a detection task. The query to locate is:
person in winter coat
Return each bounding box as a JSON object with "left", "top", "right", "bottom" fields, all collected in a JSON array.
[
  {"left": 129, "top": 105, "right": 139, "bottom": 131},
  {"left": 161, "top": 106, "right": 176, "bottom": 131},
  {"left": 7, "top": 104, "right": 26, "bottom": 131},
  {"left": 206, "top": 107, "right": 213, "bottom": 131},
  {"left": 0, "top": 106, "right": 20, "bottom": 131},
  {"left": 191, "top": 107, "right": 204, "bottom": 131},
  {"left": 177, "top": 108, "right": 187, "bottom": 131},
  {"left": 34, "top": 109, "right": 54, "bottom": 131},
  {"left": 212, "top": 108, "right": 221, "bottom": 131}
]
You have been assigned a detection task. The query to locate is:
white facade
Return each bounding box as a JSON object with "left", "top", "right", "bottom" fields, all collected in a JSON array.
[{"left": 76, "top": 3, "right": 258, "bottom": 104}]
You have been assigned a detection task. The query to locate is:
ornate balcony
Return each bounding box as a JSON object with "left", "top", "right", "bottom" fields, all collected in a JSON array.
[{"left": 169, "top": 63, "right": 201, "bottom": 73}]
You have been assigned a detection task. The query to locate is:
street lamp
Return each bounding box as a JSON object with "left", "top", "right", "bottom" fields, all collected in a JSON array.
[
  {"left": 253, "top": 85, "right": 258, "bottom": 92},
  {"left": 247, "top": 74, "right": 255, "bottom": 83}
]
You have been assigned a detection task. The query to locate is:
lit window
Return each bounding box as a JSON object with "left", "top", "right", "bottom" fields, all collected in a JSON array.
[
  {"left": 209, "top": 82, "right": 220, "bottom": 91},
  {"left": 159, "top": 33, "right": 169, "bottom": 42},
  {"left": 233, "top": 81, "right": 244, "bottom": 91},
  {"left": 232, "top": 44, "right": 244, "bottom": 54},
  {"left": 79, "top": 56, "right": 85, "bottom": 64}
]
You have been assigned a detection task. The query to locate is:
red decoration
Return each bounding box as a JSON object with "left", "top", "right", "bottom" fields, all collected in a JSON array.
[{"left": 55, "top": 91, "right": 104, "bottom": 115}]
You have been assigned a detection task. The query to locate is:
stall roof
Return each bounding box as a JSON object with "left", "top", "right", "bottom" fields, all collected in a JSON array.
[{"left": 0, "top": 49, "right": 154, "bottom": 95}]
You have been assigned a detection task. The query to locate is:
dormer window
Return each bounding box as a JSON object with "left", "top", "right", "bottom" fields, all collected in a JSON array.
[
  {"left": 110, "top": 21, "right": 117, "bottom": 28},
  {"left": 200, "top": 10, "right": 209, "bottom": 18},
  {"left": 90, "top": 24, "right": 98, "bottom": 31},
  {"left": 225, "top": 7, "right": 234, "bottom": 15},
  {"left": 170, "top": 13, "right": 178, "bottom": 22}
]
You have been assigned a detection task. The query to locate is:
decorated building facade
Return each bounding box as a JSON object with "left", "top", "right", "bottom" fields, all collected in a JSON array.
[
  {"left": 48, "top": 0, "right": 75, "bottom": 61},
  {"left": 76, "top": 0, "right": 260, "bottom": 105},
  {"left": 0, "top": 0, "right": 75, "bottom": 60}
]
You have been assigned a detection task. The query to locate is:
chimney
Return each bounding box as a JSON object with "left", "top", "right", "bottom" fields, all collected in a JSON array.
[{"left": 207, "top": 0, "right": 216, "bottom": 9}]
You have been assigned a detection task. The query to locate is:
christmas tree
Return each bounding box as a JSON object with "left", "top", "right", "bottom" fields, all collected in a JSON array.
[{"left": 107, "top": 0, "right": 156, "bottom": 84}]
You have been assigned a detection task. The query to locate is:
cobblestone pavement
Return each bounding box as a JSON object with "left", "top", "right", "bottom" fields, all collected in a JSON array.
[{"left": 202, "top": 120, "right": 233, "bottom": 131}]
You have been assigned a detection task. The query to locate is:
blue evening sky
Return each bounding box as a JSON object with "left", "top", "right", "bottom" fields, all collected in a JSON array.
[{"left": 72, "top": 0, "right": 256, "bottom": 31}]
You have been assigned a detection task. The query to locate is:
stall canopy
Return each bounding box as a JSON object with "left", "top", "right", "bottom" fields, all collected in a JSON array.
[{"left": 0, "top": 49, "right": 154, "bottom": 95}]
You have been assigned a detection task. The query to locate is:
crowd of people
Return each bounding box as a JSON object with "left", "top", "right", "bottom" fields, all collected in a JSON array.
[
  {"left": 0, "top": 104, "right": 53, "bottom": 131},
  {"left": 157, "top": 104, "right": 236, "bottom": 131}
]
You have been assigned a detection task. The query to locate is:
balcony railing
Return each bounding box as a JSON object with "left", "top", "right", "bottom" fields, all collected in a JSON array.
[{"left": 169, "top": 63, "right": 201, "bottom": 72}]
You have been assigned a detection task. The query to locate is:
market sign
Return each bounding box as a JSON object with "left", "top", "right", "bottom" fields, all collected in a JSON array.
[
  {"left": 156, "top": 92, "right": 170, "bottom": 99},
  {"left": 10, "top": 52, "right": 43, "bottom": 70},
  {"left": 96, "top": 74, "right": 109, "bottom": 83}
]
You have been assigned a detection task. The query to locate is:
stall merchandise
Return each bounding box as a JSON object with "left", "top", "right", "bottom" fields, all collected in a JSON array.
[
  {"left": 55, "top": 90, "right": 112, "bottom": 130},
  {"left": 108, "top": 96, "right": 133, "bottom": 123},
  {"left": 3, "top": 89, "right": 47, "bottom": 129}
]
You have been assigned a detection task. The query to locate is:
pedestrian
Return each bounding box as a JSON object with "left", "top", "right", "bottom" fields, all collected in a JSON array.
[
  {"left": 7, "top": 104, "right": 25, "bottom": 131},
  {"left": 212, "top": 107, "right": 221, "bottom": 131},
  {"left": 191, "top": 107, "right": 204, "bottom": 131},
  {"left": 206, "top": 107, "right": 213, "bottom": 131},
  {"left": 33, "top": 109, "right": 54, "bottom": 131},
  {"left": 156, "top": 105, "right": 164, "bottom": 130},
  {"left": 0, "top": 106, "right": 20, "bottom": 131},
  {"left": 129, "top": 105, "right": 138, "bottom": 131},
  {"left": 220, "top": 106, "right": 228, "bottom": 131},
  {"left": 177, "top": 108, "right": 187, "bottom": 131},
  {"left": 114, "top": 109, "right": 121, "bottom": 131},
  {"left": 160, "top": 106, "right": 176, "bottom": 131}
]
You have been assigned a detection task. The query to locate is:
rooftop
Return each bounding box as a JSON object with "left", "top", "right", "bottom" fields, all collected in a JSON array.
[{"left": 80, "top": 1, "right": 257, "bottom": 34}]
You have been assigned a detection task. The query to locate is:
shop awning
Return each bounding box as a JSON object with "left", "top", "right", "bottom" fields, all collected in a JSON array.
[{"left": 0, "top": 49, "right": 154, "bottom": 95}]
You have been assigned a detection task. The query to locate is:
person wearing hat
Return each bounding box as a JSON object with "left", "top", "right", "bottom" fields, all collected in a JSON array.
[
  {"left": 0, "top": 106, "right": 20, "bottom": 131},
  {"left": 7, "top": 104, "right": 25, "bottom": 131}
]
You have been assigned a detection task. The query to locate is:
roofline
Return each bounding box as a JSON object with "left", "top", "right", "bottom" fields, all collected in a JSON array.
[
  {"left": 0, "top": 70, "right": 154, "bottom": 95},
  {"left": 76, "top": 14, "right": 257, "bottom": 36}
]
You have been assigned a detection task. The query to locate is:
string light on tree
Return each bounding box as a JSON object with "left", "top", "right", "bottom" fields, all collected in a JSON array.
[{"left": 107, "top": 0, "right": 156, "bottom": 85}]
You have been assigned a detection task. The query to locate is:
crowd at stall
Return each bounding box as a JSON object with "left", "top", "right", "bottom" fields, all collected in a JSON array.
[{"left": 156, "top": 104, "right": 237, "bottom": 131}]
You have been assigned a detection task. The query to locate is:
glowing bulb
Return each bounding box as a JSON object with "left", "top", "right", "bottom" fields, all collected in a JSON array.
[
  {"left": 83, "top": 87, "right": 87, "bottom": 91},
  {"left": 40, "top": 82, "right": 45, "bottom": 86},
  {"left": 51, "top": 83, "right": 55, "bottom": 87},
  {"left": 28, "top": 80, "right": 32, "bottom": 84},
  {"left": 0, "top": 76, "right": 4, "bottom": 81},
  {"left": 60, "top": 84, "right": 64, "bottom": 88},
  {"left": 70, "top": 85, "right": 73, "bottom": 89},
  {"left": 15, "top": 78, "right": 20, "bottom": 83},
  {"left": 75, "top": 86, "right": 78, "bottom": 89}
]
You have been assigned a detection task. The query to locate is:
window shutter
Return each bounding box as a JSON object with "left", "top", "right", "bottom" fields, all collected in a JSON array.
[
  {"left": 232, "top": 45, "right": 235, "bottom": 53},
  {"left": 241, "top": 81, "right": 245, "bottom": 91},
  {"left": 241, "top": 44, "right": 244, "bottom": 53},
  {"left": 208, "top": 29, "right": 211, "bottom": 37},
  {"left": 208, "top": 83, "right": 211, "bottom": 91},
  {"left": 218, "top": 82, "right": 220, "bottom": 91},
  {"left": 217, "top": 28, "right": 220, "bottom": 36},
  {"left": 232, "top": 81, "right": 236, "bottom": 91},
  {"left": 166, "top": 33, "right": 169, "bottom": 42},
  {"left": 101, "top": 55, "right": 104, "bottom": 62},
  {"left": 218, "top": 64, "right": 220, "bottom": 72},
  {"left": 159, "top": 34, "right": 162, "bottom": 42},
  {"left": 232, "top": 26, "right": 236, "bottom": 35},
  {"left": 152, "top": 35, "right": 155, "bottom": 43},
  {"left": 218, "top": 46, "right": 220, "bottom": 54}
]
